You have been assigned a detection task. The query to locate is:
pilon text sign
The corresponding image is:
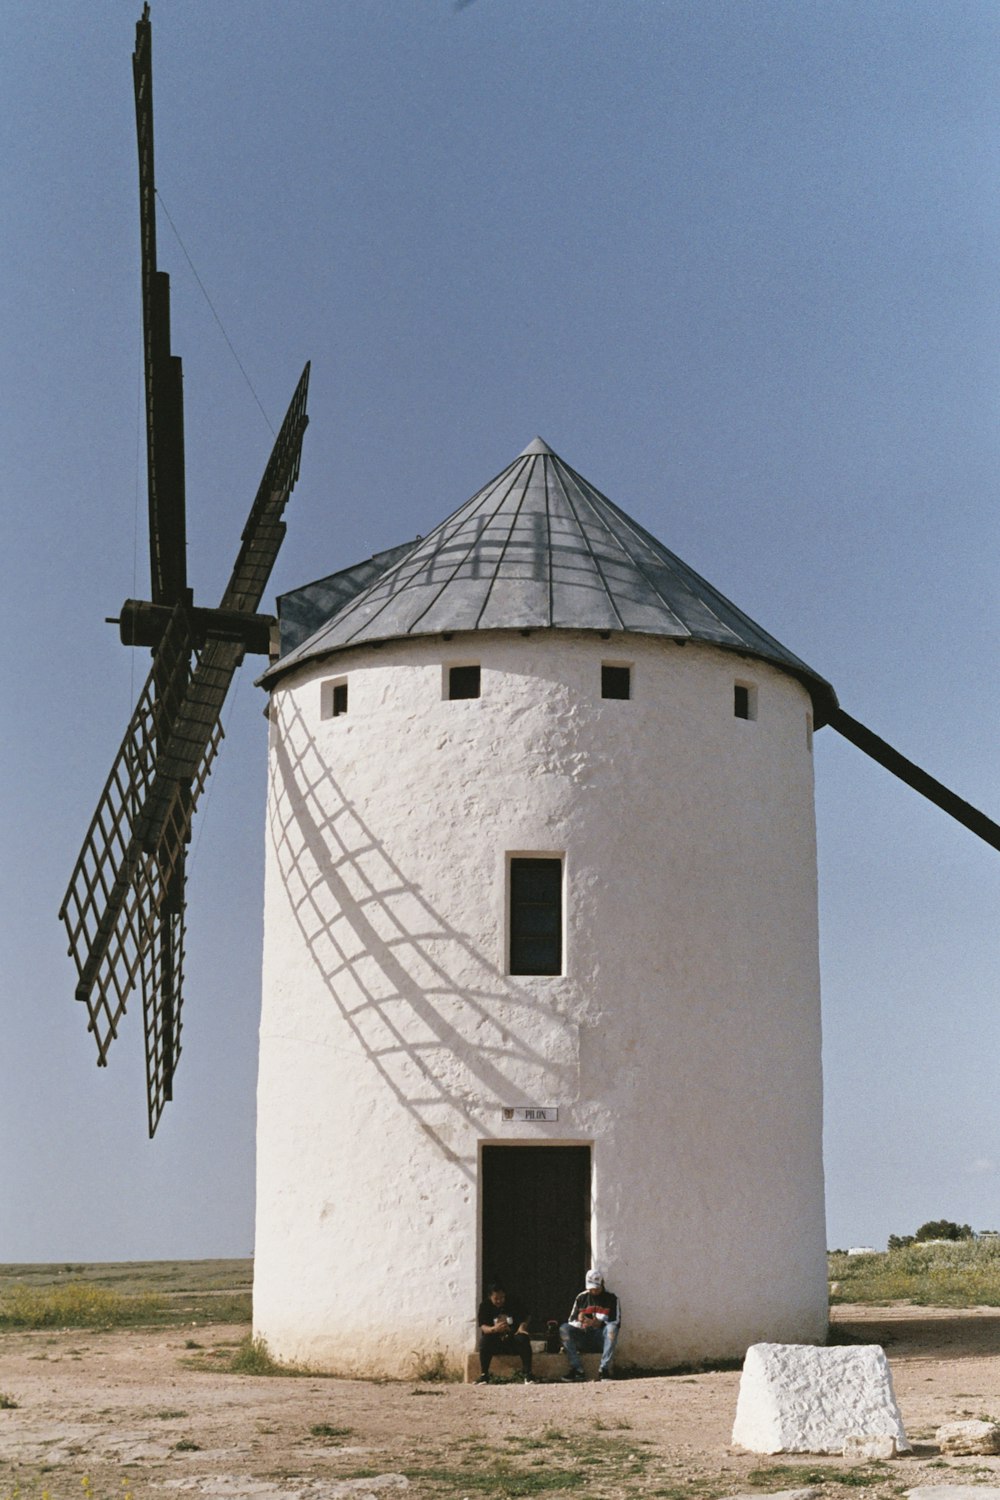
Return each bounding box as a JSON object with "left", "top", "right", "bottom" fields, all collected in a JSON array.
[{"left": 502, "top": 1107, "right": 558, "bottom": 1122}]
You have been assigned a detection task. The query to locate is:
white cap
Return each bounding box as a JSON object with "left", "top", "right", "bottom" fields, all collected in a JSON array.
[{"left": 585, "top": 1269, "right": 603, "bottom": 1288}]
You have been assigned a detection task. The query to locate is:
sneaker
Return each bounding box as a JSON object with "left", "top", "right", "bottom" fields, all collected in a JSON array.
[
  {"left": 521, "top": 1373, "right": 536, "bottom": 1384},
  {"left": 560, "top": 1369, "right": 585, "bottom": 1383},
  {"left": 475, "top": 1372, "right": 491, "bottom": 1384},
  {"left": 597, "top": 1367, "right": 612, "bottom": 1381}
]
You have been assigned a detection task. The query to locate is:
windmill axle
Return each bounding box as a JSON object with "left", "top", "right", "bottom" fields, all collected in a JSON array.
[{"left": 117, "top": 598, "right": 275, "bottom": 656}]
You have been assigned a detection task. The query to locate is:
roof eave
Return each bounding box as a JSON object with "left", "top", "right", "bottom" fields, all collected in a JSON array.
[{"left": 258, "top": 620, "right": 839, "bottom": 724}]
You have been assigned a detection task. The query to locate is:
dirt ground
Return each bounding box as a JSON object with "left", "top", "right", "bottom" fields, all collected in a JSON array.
[{"left": 3, "top": 1304, "right": 1000, "bottom": 1499}]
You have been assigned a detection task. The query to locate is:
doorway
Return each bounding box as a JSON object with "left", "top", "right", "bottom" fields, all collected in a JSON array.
[{"left": 480, "top": 1144, "right": 591, "bottom": 1333}]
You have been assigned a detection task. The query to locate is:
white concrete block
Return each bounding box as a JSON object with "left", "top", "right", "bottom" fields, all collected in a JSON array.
[{"left": 731, "top": 1342, "right": 910, "bottom": 1455}]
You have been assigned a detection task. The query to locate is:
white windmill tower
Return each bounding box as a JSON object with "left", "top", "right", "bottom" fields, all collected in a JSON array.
[{"left": 252, "top": 437, "right": 838, "bottom": 1376}]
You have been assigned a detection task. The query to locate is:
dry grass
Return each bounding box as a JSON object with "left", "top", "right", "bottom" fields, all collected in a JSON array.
[
  {"left": 0, "top": 1260, "right": 252, "bottom": 1330},
  {"left": 0, "top": 1283, "right": 162, "bottom": 1330},
  {"left": 0, "top": 1258, "right": 251, "bottom": 1293}
]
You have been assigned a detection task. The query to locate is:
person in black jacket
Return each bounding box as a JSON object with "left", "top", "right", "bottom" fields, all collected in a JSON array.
[
  {"left": 560, "top": 1268, "right": 620, "bottom": 1381},
  {"left": 476, "top": 1282, "right": 533, "bottom": 1383}
]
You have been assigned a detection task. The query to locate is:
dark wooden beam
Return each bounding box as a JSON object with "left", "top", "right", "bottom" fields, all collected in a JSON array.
[
  {"left": 134, "top": 5, "right": 187, "bottom": 607},
  {"left": 829, "top": 708, "right": 1000, "bottom": 853}
]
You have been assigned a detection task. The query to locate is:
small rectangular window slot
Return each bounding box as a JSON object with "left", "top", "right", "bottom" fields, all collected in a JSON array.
[
  {"left": 601, "top": 663, "right": 632, "bottom": 700},
  {"left": 734, "top": 682, "right": 757, "bottom": 721},
  {"left": 321, "top": 677, "right": 348, "bottom": 719},
  {"left": 448, "top": 664, "right": 481, "bottom": 700},
  {"left": 509, "top": 857, "right": 563, "bottom": 976}
]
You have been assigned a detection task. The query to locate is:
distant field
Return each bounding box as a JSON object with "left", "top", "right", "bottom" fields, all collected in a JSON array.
[
  {"left": 3, "top": 1244, "right": 999, "bottom": 1333},
  {"left": 0, "top": 1258, "right": 252, "bottom": 1328},
  {"left": 829, "top": 1237, "right": 1000, "bottom": 1306}
]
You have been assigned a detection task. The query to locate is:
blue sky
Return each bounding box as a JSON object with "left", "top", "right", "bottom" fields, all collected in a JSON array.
[{"left": 2, "top": 0, "right": 997, "bottom": 1262}]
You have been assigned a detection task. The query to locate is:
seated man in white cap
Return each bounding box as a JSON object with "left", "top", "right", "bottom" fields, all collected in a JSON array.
[{"left": 560, "top": 1268, "right": 621, "bottom": 1381}]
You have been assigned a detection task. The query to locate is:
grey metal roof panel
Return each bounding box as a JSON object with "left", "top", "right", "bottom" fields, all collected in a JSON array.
[
  {"left": 276, "top": 539, "right": 421, "bottom": 654},
  {"left": 264, "top": 438, "right": 837, "bottom": 722}
]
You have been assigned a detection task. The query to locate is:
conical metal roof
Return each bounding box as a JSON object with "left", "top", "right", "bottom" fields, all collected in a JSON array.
[{"left": 265, "top": 438, "right": 837, "bottom": 722}]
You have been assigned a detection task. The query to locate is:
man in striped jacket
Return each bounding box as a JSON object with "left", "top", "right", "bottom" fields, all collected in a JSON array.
[{"left": 560, "top": 1268, "right": 620, "bottom": 1381}]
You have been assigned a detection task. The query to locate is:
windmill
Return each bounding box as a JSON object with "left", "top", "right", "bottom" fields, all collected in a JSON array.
[
  {"left": 60, "top": 6, "right": 999, "bottom": 1186},
  {"left": 58, "top": 5, "right": 310, "bottom": 1138}
]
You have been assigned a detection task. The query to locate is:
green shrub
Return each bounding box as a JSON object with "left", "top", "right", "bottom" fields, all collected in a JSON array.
[
  {"left": 410, "top": 1348, "right": 458, "bottom": 1383},
  {"left": 227, "top": 1335, "right": 283, "bottom": 1375},
  {"left": 225, "top": 1334, "right": 314, "bottom": 1377}
]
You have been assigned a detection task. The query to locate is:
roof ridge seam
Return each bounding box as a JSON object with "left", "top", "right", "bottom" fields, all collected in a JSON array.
[
  {"left": 548, "top": 459, "right": 626, "bottom": 630},
  {"left": 472, "top": 456, "right": 536, "bottom": 630}
]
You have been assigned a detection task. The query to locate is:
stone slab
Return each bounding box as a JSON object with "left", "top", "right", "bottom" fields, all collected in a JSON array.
[
  {"left": 907, "top": 1491, "right": 1000, "bottom": 1500},
  {"left": 163, "top": 1478, "right": 409, "bottom": 1498},
  {"left": 464, "top": 1350, "right": 600, "bottom": 1382},
  {"left": 731, "top": 1342, "right": 910, "bottom": 1455},
  {"left": 727, "top": 1491, "right": 820, "bottom": 1500}
]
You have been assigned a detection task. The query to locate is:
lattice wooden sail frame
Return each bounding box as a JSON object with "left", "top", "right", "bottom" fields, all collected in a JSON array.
[
  {"left": 59, "top": 608, "right": 216, "bottom": 1132},
  {"left": 60, "top": 366, "right": 309, "bottom": 1134}
]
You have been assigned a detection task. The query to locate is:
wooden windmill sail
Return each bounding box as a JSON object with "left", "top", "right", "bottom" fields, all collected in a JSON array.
[{"left": 58, "top": 5, "right": 310, "bottom": 1137}]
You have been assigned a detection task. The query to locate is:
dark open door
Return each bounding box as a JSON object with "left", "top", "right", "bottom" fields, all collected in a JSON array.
[{"left": 481, "top": 1144, "right": 591, "bottom": 1333}]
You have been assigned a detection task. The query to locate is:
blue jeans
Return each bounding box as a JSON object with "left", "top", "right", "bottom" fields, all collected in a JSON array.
[{"left": 560, "top": 1319, "right": 618, "bottom": 1374}]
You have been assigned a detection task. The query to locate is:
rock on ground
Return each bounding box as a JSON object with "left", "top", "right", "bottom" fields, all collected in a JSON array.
[
  {"left": 843, "top": 1432, "right": 898, "bottom": 1459},
  {"left": 935, "top": 1417, "right": 1000, "bottom": 1453}
]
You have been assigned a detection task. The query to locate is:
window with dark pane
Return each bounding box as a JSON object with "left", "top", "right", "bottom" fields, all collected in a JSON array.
[
  {"left": 734, "top": 684, "right": 750, "bottom": 720},
  {"left": 509, "top": 858, "right": 563, "bottom": 976},
  {"left": 449, "top": 664, "right": 481, "bottom": 700},
  {"left": 601, "top": 664, "right": 631, "bottom": 700},
  {"left": 321, "top": 678, "right": 348, "bottom": 719}
]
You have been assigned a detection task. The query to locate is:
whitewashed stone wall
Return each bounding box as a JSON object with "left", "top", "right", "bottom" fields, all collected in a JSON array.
[{"left": 253, "top": 630, "right": 827, "bottom": 1375}]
